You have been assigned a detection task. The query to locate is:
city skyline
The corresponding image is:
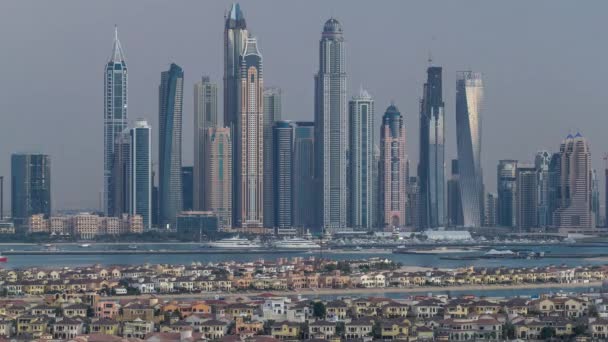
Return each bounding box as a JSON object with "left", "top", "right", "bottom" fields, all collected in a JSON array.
[{"left": 1, "top": 1, "right": 608, "bottom": 211}]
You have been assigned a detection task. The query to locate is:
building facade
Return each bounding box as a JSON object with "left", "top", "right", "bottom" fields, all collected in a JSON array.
[
  {"left": 418, "top": 66, "right": 445, "bottom": 230},
  {"left": 379, "top": 104, "right": 407, "bottom": 229},
  {"left": 535, "top": 151, "right": 552, "bottom": 228},
  {"left": 11, "top": 154, "right": 51, "bottom": 227},
  {"left": 104, "top": 27, "right": 128, "bottom": 215},
  {"left": 273, "top": 121, "right": 293, "bottom": 230},
  {"left": 314, "top": 18, "right": 348, "bottom": 232},
  {"left": 516, "top": 165, "right": 538, "bottom": 231},
  {"left": 129, "top": 119, "right": 152, "bottom": 230},
  {"left": 447, "top": 160, "right": 464, "bottom": 227},
  {"left": 497, "top": 160, "right": 517, "bottom": 228},
  {"left": 263, "top": 88, "right": 282, "bottom": 229},
  {"left": 455, "top": 71, "right": 484, "bottom": 228},
  {"left": 484, "top": 193, "right": 498, "bottom": 227},
  {"left": 158, "top": 63, "right": 184, "bottom": 228},
  {"left": 348, "top": 89, "right": 374, "bottom": 230},
  {"left": 204, "top": 128, "right": 232, "bottom": 229},
  {"left": 293, "top": 122, "right": 315, "bottom": 229},
  {"left": 193, "top": 76, "right": 218, "bottom": 210},
  {"left": 110, "top": 131, "right": 130, "bottom": 217},
  {"left": 181, "top": 166, "right": 193, "bottom": 211},
  {"left": 235, "top": 37, "right": 264, "bottom": 229}
]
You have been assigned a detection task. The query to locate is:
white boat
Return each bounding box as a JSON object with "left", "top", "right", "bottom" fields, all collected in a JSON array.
[
  {"left": 79, "top": 244, "right": 91, "bottom": 248},
  {"left": 273, "top": 237, "right": 321, "bottom": 250},
  {"left": 204, "top": 236, "right": 263, "bottom": 249}
]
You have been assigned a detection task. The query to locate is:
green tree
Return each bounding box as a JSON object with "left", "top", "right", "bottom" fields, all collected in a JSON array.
[
  {"left": 573, "top": 324, "right": 587, "bottom": 336},
  {"left": 503, "top": 322, "right": 516, "bottom": 340},
  {"left": 540, "top": 327, "right": 556, "bottom": 340},
  {"left": 336, "top": 322, "right": 345, "bottom": 337},
  {"left": 312, "top": 302, "right": 326, "bottom": 319}
]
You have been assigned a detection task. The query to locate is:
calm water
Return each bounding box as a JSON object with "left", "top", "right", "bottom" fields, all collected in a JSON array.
[{"left": 0, "top": 243, "right": 606, "bottom": 269}]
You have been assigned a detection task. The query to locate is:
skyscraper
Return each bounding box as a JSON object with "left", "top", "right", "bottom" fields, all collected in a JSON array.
[
  {"left": 455, "top": 71, "right": 484, "bottom": 228},
  {"left": 204, "top": 128, "right": 232, "bottom": 229},
  {"left": 348, "top": 88, "right": 374, "bottom": 230},
  {"left": 104, "top": 26, "right": 128, "bottom": 215},
  {"left": 235, "top": 37, "right": 264, "bottom": 229},
  {"left": 484, "top": 193, "right": 498, "bottom": 227},
  {"left": 497, "top": 160, "right": 517, "bottom": 227},
  {"left": 273, "top": 121, "right": 294, "bottom": 230},
  {"left": 193, "top": 76, "right": 218, "bottom": 210},
  {"left": 418, "top": 66, "right": 445, "bottom": 230},
  {"left": 553, "top": 133, "right": 594, "bottom": 233},
  {"left": 110, "top": 131, "right": 130, "bottom": 217},
  {"left": 181, "top": 166, "right": 193, "bottom": 212},
  {"left": 293, "top": 122, "right": 315, "bottom": 229},
  {"left": 158, "top": 63, "right": 184, "bottom": 228},
  {"left": 129, "top": 119, "right": 151, "bottom": 230},
  {"left": 11, "top": 153, "right": 51, "bottom": 226},
  {"left": 535, "top": 151, "right": 552, "bottom": 227},
  {"left": 224, "top": 3, "right": 248, "bottom": 131},
  {"left": 314, "top": 18, "right": 347, "bottom": 232},
  {"left": 547, "top": 152, "right": 561, "bottom": 227},
  {"left": 447, "top": 160, "right": 464, "bottom": 227},
  {"left": 263, "top": 88, "right": 282, "bottom": 229},
  {"left": 516, "top": 165, "right": 538, "bottom": 231},
  {"left": 592, "top": 169, "right": 600, "bottom": 227},
  {"left": 379, "top": 104, "right": 407, "bottom": 229}
]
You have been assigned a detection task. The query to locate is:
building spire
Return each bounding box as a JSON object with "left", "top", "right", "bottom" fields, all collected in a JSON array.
[{"left": 110, "top": 25, "right": 126, "bottom": 63}]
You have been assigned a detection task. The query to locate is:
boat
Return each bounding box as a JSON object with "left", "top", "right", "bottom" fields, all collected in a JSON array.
[
  {"left": 273, "top": 237, "right": 321, "bottom": 250},
  {"left": 204, "top": 236, "right": 263, "bottom": 249},
  {"left": 0, "top": 253, "right": 7, "bottom": 262},
  {"left": 128, "top": 244, "right": 138, "bottom": 250},
  {"left": 79, "top": 244, "right": 91, "bottom": 248}
]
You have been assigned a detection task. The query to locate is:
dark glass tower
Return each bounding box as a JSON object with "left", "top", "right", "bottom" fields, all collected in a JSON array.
[
  {"left": 158, "top": 63, "right": 184, "bottom": 228},
  {"left": 293, "top": 122, "right": 315, "bottom": 229},
  {"left": 273, "top": 121, "right": 294, "bottom": 230},
  {"left": 417, "top": 66, "right": 445, "bottom": 229},
  {"left": 11, "top": 153, "right": 51, "bottom": 226},
  {"left": 181, "top": 166, "right": 193, "bottom": 212}
]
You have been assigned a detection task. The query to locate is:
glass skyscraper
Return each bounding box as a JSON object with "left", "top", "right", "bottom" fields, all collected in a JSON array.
[
  {"left": 224, "top": 3, "right": 248, "bottom": 131},
  {"left": 104, "top": 26, "right": 128, "bottom": 215},
  {"left": 273, "top": 121, "right": 294, "bottom": 230},
  {"left": 314, "top": 18, "right": 348, "bottom": 232},
  {"left": 11, "top": 153, "right": 51, "bottom": 226},
  {"left": 204, "top": 128, "right": 232, "bottom": 229},
  {"left": 293, "top": 122, "right": 315, "bottom": 229},
  {"left": 263, "top": 88, "right": 282, "bottom": 229},
  {"left": 535, "top": 151, "right": 552, "bottom": 228},
  {"left": 193, "top": 76, "right": 217, "bottom": 211},
  {"left": 348, "top": 88, "right": 374, "bottom": 230},
  {"left": 158, "top": 63, "right": 184, "bottom": 228},
  {"left": 129, "top": 119, "right": 151, "bottom": 230},
  {"left": 418, "top": 66, "right": 445, "bottom": 229},
  {"left": 497, "top": 159, "right": 517, "bottom": 227},
  {"left": 455, "top": 71, "right": 484, "bottom": 228}
]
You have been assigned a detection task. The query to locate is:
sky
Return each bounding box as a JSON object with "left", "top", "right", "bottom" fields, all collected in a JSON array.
[{"left": 0, "top": 0, "right": 607, "bottom": 211}]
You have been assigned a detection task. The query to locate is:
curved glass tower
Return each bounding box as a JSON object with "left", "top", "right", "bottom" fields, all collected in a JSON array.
[
  {"left": 314, "top": 18, "right": 347, "bottom": 232},
  {"left": 104, "top": 26, "right": 127, "bottom": 215},
  {"left": 224, "top": 3, "right": 247, "bottom": 129},
  {"left": 455, "top": 71, "right": 484, "bottom": 228}
]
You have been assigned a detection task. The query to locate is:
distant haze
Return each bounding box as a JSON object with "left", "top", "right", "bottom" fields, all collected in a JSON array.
[{"left": 1, "top": 0, "right": 607, "bottom": 210}]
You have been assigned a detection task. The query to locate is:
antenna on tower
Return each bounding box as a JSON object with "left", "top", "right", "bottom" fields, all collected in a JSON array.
[{"left": 428, "top": 51, "right": 433, "bottom": 66}]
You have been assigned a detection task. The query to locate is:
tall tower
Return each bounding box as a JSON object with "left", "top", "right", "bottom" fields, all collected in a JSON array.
[
  {"left": 104, "top": 26, "right": 128, "bottom": 215},
  {"left": 204, "top": 128, "right": 232, "bottom": 229},
  {"left": 129, "top": 119, "right": 152, "bottom": 230},
  {"left": 447, "top": 160, "right": 464, "bottom": 227},
  {"left": 497, "top": 160, "right": 518, "bottom": 227},
  {"left": 418, "top": 66, "right": 445, "bottom": 230},
  {"left": 535, "top": 151, "right": 552, "bottom": 228},
  {"left": 110, "top": 131, "right": 130, "bottom": 217},
  {"left": 455, "top": 71, "right": 484, "bottom": 227},
  {"left": 263, "top": 88, "right": 282, "bottom": 229},
  {"left": 516, "top": 165, "right": 538, "bottom": 231},
  {"left": 193, "top": 76, "right": 218, "bottom": 210},
  {"left": 235, "top": 37, "right": 264, "bottom": 229},
  {"left": 11, "top": 154, "right": 51, "bottom": 227},
  {"left": 273, "top": 121, "right": 294, "bottom": 231},
  {"left": 224, "top": 3, "right": 248, "bottom": 130},
  {"left": 379, "top": 104, "right": 407, "bottom": 229},
  {"left": 553, "top": 133, "right": 593, "bottom": 233},
  {"left": 158, "top": 63, "right": 184, "bottom": 228},
  {"left": 314, "top": 18, "right": 347, "bottom": 232},
  {"left": 348, "top": 88, "right": 374, "bottom": 230},
  {"left": 293, "top": 122, "right": 315, "bottom": 229}
]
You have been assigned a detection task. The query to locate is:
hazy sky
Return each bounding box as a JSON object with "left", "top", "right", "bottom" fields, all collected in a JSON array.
[{"left": 1, "top": 1, "right": 607, "bottom": 210}]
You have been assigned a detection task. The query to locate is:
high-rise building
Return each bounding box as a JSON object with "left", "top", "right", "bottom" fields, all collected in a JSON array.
[
  {"left": 104, "top": 26, "right": 128, "bottom": 215},
  {"left": 516, "top": 165, "right": 538, "bottom": 231},
  {"left": 273, "top": 121, "right": 293, "bottom": 230},
  {"left": 293, "top": 122, "right": 315, "bottom": 229},
  {"left": 553, "top": 133, "right": 594, "bottom": 233},
  {"left": 592, "top": 169, "right": 600, "bottom": 227},
  {"left": 406, "top": 177, "right": 418, "bottom": 229},
  {"left": 315, "top": 18, "right": 348, "bottom": 232},
  {"left": 484, "top": 192, "right": 498, "bottom": 227},
  {"left": 263, "top": 87, "right": 282, "bottom": 229},
  {"left": 110, "top": 131, "right": 130, "bottom": 217},
  {"left": 497, "top": 160, "right": 517, "bottom": 227},
  {"left": 224, "top": 3, "right": 248, "bottom": 131},
  {"left": 379, "top": 104, "right": 407, "bottom": 229},
  {"left": 181, "top": 166, "right": 193, "bottom": 211},
  {"left": 348, "top": 88, "right": 374, "bottom": 230},
  {"left": 547, "top": 152, "right": 561, "bottom": 227},
  {"left": 128, "top": 119, "right": 152, "bottom": 230},
  {"left": 418, "top": 66, "right": 445, "bottom": 230},
  {"left": 204, "top": 128, "right": 232, "bottom": 229},
  {"left": 455, "top": 71, "right": 484, "bottom": 228},
  {"left": 535, "top": 151, "right": 552, "bottom": 227},
  {"left": 447, "top": 160, "right": 464, "bottom": 227},
  {"left": 193, "top": 76, "right": 218, "bottom": 210},
  {"left": 11, "top": 154, "right": 51, "bottom": 226},
  {"left": 158, "top": 63, "right": 184, "bottom": 228},
  {"left": 235, "top": 37, "right": 264, "bottom": 229}
]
